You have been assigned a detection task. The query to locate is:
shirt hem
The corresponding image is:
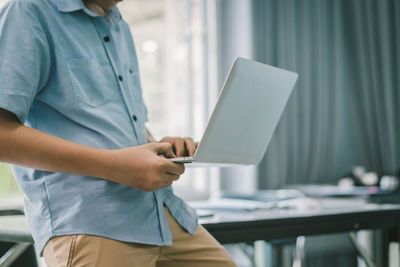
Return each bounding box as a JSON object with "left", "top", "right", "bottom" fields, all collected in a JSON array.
[{"left": 38, "top": 230, "right": 173, "bottom": 256}]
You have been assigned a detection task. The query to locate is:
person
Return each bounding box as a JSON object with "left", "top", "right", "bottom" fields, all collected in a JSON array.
[{"left": 0, "top": 0, "right": 237, "bottom": 266}]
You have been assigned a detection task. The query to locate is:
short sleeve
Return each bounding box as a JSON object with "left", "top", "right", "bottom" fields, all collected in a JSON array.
[{"left": 0, "top": 1, "right": 50, "bottom": 123}]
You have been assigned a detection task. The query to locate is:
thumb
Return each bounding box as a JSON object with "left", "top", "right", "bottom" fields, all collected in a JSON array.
[{"left": 153, "top": 142, "right": 176, "bottom": 158}]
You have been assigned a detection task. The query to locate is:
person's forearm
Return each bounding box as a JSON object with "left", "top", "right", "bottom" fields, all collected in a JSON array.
[
  {"left": 0, "top": 109, "right": 185, "bottom": 191},
  {"left": 0, "top": 115, "right": 111, "bottom": 180}
]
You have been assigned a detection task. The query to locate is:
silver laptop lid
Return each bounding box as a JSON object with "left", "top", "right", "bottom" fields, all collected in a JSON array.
[{"left": 192, "top": 57, "right": 298, "bottom": 165}]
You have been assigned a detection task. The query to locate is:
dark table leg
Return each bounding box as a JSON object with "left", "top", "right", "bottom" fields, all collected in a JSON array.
[
  {"left": 0, "top": 242, "right": 38, "bottom": 267},
  {"left": 381, "top": 229, "right": 390, "bottom": 267}
]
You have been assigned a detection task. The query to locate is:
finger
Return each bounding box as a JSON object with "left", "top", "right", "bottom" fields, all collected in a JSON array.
[
  {"left": 183, "top": 138, "right": 196, "bottom": 156},
  {"left": 160, "top": 137, "right": 175, "bottom": 153},
  {"left": 173, "top": 138, "right": 186, "bottom": 157},
  {"left": 165, "top": 173, "right": 180, "bottom": 181},
  {"left": 162, "top": 159, "right": 185, "bottom": 175},
  {"left": 154, "top": 142, "right": 176, "bottom": 158}
]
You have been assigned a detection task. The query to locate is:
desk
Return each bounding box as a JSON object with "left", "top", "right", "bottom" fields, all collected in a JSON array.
[
  {"left": 1, "top": 198, "right": 400, "bottom": 267},
  {"left": 200, "top": 198, "right": 400, "bottom": 243},
  {"left": 200, "top": 198, "right": 400, "bottom": 267}
]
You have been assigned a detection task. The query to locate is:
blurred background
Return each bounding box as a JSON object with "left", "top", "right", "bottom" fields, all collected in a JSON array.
[{"left": 0, "top": 0, "right": 399, "bottom": 266}]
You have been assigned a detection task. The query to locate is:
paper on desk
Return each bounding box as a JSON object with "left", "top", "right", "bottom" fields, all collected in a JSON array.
[
  {"left": 189, "top": 197, "right": 320, "bottom": 211},
  {"left": 189, "top": 199, "right": 276, "bottom": 211}
]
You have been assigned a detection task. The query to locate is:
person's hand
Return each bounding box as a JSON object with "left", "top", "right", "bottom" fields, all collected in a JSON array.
[
  {"left": 159, "top": 137, "right": 199, "bottom": 157},
  {"left": 105, "top": 143, "right": 185, "bottom": 192}
]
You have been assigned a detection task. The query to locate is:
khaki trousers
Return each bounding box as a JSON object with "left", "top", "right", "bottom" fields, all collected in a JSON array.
[{"left": 43, "top": 207, "right": 237, "bottom": 267}]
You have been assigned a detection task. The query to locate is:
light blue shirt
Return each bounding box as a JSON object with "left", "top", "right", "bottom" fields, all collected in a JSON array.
[{"left": 0, "top": 0, "right": 197, "bottom": 253}]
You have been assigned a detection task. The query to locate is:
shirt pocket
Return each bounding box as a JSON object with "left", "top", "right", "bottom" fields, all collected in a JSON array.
[{"left": 66, "top": 58, "right": 119, "bottom": 107}]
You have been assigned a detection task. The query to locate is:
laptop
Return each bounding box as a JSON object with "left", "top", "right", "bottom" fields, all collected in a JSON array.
[{"left": 171, "top": 57, "right": 298, "bottom": 165}]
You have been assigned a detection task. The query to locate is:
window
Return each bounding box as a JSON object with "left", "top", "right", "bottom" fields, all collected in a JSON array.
[
  {"left": 0, "top": 164, "right": 21, "bottom": 199},
  {"left": 119, "top": 0, "right": 218, "bottom": 200}
]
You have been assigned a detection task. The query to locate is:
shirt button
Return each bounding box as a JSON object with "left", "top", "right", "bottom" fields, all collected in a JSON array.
[
  {"left": 129, "top": 70, "right": 133, "bottom": 74},
  {"left": 118, "top": 75, "right": 123, "bottom": 81},
  {"left": 104, "top": 36, "right": 110, "bottom": 42},
  {"left": 132, "top": 115, "right": 137, "bottom": 121}
]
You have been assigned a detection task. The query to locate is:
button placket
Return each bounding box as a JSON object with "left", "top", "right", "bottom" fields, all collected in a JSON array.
[{"left": 93, "top": 19, "right": 143, "bottom": 142}]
